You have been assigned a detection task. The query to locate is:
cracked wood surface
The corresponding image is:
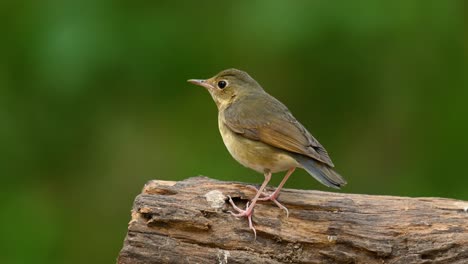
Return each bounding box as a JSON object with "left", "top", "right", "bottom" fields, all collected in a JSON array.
[{"left": 117, "top": 177, "right": 468, "bottom": 264}]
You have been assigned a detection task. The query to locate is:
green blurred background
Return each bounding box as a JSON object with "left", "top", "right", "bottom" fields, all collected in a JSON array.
[{"left": 1, "top": 1, "right": 467, "bottom": 263}]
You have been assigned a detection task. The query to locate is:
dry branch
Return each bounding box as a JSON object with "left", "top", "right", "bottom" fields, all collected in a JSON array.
[{"left": 118, "top": 177, "right": 468, "bottom": 264}]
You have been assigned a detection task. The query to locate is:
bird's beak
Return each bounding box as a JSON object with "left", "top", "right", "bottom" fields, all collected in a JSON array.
[{"left": 187, "top": 79, "right": 214, "bottom": 89}]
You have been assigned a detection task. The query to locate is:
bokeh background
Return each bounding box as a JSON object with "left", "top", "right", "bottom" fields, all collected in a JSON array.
[{"left": 1, "top": 1, "right": 467, "bottom": 263}]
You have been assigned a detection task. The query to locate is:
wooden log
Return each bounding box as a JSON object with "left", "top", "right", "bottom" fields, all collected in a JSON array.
[{"left": 117, "top": 176, "right": 468, "bottom": 264}]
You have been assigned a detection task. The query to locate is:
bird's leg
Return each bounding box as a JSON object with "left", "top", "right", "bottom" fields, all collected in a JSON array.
[
  {"left": 246, "top": 185, "right": 270, "bottom": 197},
  {"left": 227, "top": 171, "right": 272, "bottom": 238},
  {"left": 252, "top": 168, "right": 296, "bottom": 217}
]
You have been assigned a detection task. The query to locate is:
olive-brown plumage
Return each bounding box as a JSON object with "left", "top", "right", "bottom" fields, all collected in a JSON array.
[{"left": 188, "top": 68, "right": 346, "bottom": 237}]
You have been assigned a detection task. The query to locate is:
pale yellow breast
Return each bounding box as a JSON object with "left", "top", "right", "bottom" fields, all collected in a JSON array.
[{"left": 218, "top": 114, "right": 299, "bottom": 173}]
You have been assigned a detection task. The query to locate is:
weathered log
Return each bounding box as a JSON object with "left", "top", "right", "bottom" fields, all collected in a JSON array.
[{"left": 117, "top": 176, "right": 468, "bottom": 264}]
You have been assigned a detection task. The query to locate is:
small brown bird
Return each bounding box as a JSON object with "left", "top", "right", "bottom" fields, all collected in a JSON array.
[{"left": 188, "top": 68, "right": 346, "bottom": 237}]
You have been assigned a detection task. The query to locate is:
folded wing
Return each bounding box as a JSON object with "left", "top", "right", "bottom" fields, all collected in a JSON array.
[{"left": 223, "top": 93, "right": 335, "bottom": 167}]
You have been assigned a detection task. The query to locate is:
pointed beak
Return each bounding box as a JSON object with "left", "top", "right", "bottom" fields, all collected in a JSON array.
[{"left": 187, "top": 79, "right": 214, "bottom": 89}]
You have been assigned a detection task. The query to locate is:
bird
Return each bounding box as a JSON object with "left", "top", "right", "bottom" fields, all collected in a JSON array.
[{"left": 188, "top": 68, "right": 346, "bottom": 237}]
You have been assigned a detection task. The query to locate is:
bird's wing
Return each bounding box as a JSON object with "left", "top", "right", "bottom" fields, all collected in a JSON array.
[{"left": 223, "top": 94, "right": 334, "bottom": 167}]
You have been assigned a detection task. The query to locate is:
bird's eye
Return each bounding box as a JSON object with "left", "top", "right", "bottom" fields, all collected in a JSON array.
[{"left": 217, "top": 80, "right": 227, "bottom": 89}]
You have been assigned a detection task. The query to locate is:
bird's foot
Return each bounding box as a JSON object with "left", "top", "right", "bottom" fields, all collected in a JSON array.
[
  {"left": 227, "top": 195, "right": 256, "bottom": 239},
  {"left": 246, "top": 185, "right": 289, "bottom": 217}
]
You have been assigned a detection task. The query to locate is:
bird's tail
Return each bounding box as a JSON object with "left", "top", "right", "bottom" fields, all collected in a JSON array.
[{"left": 292, "top": 154, "right": 347, "bottom": 189}]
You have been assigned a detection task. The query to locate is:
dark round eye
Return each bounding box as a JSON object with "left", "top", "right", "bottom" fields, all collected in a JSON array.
[{"left": 217, "top": 80, "right": 227, "bottom": 89}]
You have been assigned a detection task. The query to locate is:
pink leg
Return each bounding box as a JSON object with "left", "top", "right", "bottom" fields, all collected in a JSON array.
[
  {"left": 227, "top": 171, "right": 272, "bottom": 238},
  {"left": 255, "top": 168, "right": 296, "bottom": 217}
]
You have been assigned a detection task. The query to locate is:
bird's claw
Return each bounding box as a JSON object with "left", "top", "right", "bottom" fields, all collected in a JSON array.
[
  {"left": 245, "top": 186, "right": 289, "bottom": 217},
  {"left": 227, "top": 195, "right": 257, "bottom": 239}
]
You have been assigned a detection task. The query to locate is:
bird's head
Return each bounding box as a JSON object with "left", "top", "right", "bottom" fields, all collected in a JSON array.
[{"left": 188, "top": 68, "right": 263, "bottom": 109}]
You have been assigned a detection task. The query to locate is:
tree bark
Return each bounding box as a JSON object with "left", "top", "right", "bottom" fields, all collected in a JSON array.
[{"left": 117, "top": 177, "right": 468, "bottom": 264}]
